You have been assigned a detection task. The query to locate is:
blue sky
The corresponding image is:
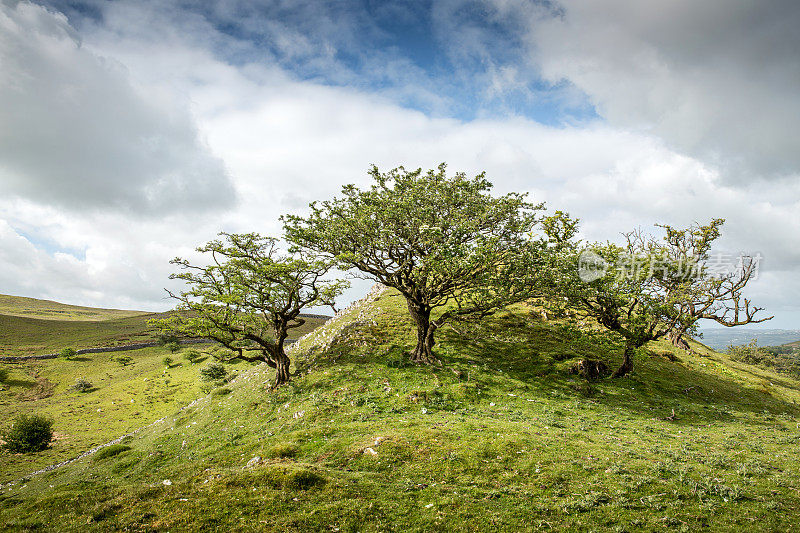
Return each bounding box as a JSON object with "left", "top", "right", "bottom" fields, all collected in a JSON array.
[
  {"left": 0, "top": 0, "right": 798, "bottom": 329},
  {"left": 43, "top": 0, "right": 595, "bottom": 124}
]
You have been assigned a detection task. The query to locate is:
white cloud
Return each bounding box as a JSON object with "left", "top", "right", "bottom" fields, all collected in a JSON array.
[
  {"left": 517, "top": 0, "right": 800, "bottom": 181},
  {"left": 0, "top": 0, "right": 236, "bottom": 214},
  {"left": 0, "top": 0, "right": 795, "bottom": 329}
]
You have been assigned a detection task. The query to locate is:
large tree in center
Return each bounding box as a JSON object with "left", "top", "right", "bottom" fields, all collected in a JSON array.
[
  {"left": 156, "top": 233, "right": 347, "bottom": 387},
  {"left": 283, "top": 163, "right": 550, "bottom": 364}
]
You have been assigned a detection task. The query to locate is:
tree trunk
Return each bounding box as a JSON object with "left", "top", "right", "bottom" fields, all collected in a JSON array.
[
  {"left": 406, "top": 298, "right": 438, "bottom": 364},
  {"left": 273, "top": 349, "right": 291, "bottom": 387},
  {"left": 613, "top": 343, "right": 635, "bottom": 378},
  {"left": 668, "top": 330, "right": 694, "bottom": 354}
]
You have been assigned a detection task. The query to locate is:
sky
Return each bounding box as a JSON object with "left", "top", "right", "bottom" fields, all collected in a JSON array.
[{"left": 0, "top": 0, "right": 798, "bottom": 330}]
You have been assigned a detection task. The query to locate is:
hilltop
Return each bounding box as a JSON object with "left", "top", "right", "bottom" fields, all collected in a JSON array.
[{"left": 1, "top": 287, "right": 799, "bottom": 531}]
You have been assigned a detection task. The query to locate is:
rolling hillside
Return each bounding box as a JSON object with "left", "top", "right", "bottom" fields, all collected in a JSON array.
[
  {"left": 0, "top": 295, "right": 330, "bottom": 484},
  {"left": 0, "top": 294, "right": 149, "bottom": 321},
  {"left": 2, "top": 288, "right": 799, "bottom": 531},
  {"left": 0, "top": 294, "right": 330, "bottom": 358}
]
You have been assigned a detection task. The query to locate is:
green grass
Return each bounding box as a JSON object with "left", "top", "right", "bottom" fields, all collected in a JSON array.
[
  {"left": 0, "top": 313, "right": 164, "bottom": 357},
  {"left": 1, "top": 289, "right": 799, "bottom": 531},
  {"left": 0, "top": 344, "right": 256, "bottom": 482},
  {"left": 0, "top": 295, "right": 330, "bottom": 484},
  {"left": 0, "top": 294, "right": 149, "bottom": 321},
  {"left": 0, "top": 314, "right": 328, "bottom": 357}
]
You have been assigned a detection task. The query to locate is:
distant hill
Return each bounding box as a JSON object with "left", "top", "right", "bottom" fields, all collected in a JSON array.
[
  {"left": 0, "top": 294, "right": 330, "bottom": 357},
  {"left": 0, "top": 294, "right": 149, "bottom": 321},
  {"left": 697, "top": 327, "right": 800, "bottom": 350}
]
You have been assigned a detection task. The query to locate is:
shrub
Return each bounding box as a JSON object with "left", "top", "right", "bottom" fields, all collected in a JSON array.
[
  {"left": 183, "top": 349, "right": 202, "bottom": 364},
  {"left": 253, "top": 466, "right": 325, "bottom": 491},
  {"left": 0, "top": 366, "right": 9, "bottom": 383},
  {"left": 72, "top": 379, "right": 93, "bottom": 393},
  {"left": 200, "top": 362, "right": 227, "bottom": 382},
  {"left": 114, "top": 355, "right": 133, "bottom": 366},
  {"left": 162, "top": 356, "right": 173, "bottom": 368},
  {"left": 727, "top": 340, "right": 766, "bottom": 365},
  {"left": 2, "top": 414, "right": 54, "bottom": 453},
  {"left": 165, "top": 341, "right": 181, "bottom": 353},
  {"left": 157, "top": 333, "right": 180, "bottom": 346},
  {"left": 728, "top": 340, "right": 800, "bottom": 378},
  {"left": 211, "top": 347, "right": 236, "bottom": 361},
  {"left": 59, "top": 347, "right": 77, "bottom": 360},
  {"left": 93, "top": 444, "right": 131, "bottom": 461}
]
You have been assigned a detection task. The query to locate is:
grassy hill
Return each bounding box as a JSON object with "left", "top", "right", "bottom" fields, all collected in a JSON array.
[
  {"left": 0, "top": 294, "right": 330, "bottom": 358},
  {"left": 2, "top": 288, "right": 800, "bottom": 531},
  {"left": 0, "top": 313, "right": 163, "bottom": 357},
  {"left": 0, "top": 294, "right": 158, "bottom": 358},
  {"left": 0, "top": 294, "right": 149, "bottom": 321},
  {"left": 0, "top": 295, "right": 329, "bottom": 485}
]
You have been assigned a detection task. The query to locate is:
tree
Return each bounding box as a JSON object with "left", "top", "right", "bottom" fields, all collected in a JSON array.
[
  {"left": 557, "top": 219, "right": 770, "bottom": 377},
  {"left": 59, "top": 347, "right": 77, "bottom": 360},
  {"left": 155, "top": 233, "right": 347, "bottom": 387},
  {"left": 656, "top": 220, "right": 772, "bottom": 352},
  {"left": 2, "top": 414, "right": 53, "bottom": 453},
  {"left": 284, "top": 163, "right": 554, "bottom": 364}
]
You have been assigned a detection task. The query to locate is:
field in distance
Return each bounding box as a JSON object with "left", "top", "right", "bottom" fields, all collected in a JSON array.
[
  {"left": 0, "top": 294, "right": 149, "bottom": 321},
  {"left": 0, "top": 294, "right": 329, "bottom": 358}
]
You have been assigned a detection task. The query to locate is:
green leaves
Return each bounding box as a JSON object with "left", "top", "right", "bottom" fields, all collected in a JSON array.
[
  {"left": 154, "top": 232, "right": 348, "bottom": 376},
  {"left": 555, "top": 219, "right": 769, "bottom": 376},
  {"left": 284, "top": 164, "right": 545, "bottom": 310},
  {"left": 283, "top": 163, "right": 555, "bottom": 361}
]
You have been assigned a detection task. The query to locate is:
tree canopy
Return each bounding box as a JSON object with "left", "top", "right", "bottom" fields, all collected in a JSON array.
[
  {"left": 555, "top": 219, "right": 770, "bottom": 377},
  {"left": 155, "top": 233, "right": 347, "bottom": 387},
  {"left": 284, "top": 163, "right": 555, "bottom": 364}
]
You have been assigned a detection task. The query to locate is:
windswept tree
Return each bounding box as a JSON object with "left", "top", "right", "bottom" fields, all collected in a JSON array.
[
  {"left": 284, "top": 163, "right": 558, "bottom": 364},
  {"left": 558, "top": 218, "right": 770, "bottom": 377},
  {"left": 656, "top": 220, "right": 772, "bottom": 352},
  {"left": 155, "top": 233, "right": 347, "bottom": 387}
]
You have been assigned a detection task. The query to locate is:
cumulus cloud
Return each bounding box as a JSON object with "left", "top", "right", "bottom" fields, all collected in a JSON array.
[
  {"left": 0, "top": 0, "right": 795, "bottom": 328},
  {"left": 516, "top": 0, "right": 800, "bottom": 180},
  {"left": 0, "top": 0, "right": 236, "bottom": 214}
]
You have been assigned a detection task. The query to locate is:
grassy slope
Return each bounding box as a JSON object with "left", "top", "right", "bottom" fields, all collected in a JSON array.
[
  {"left": 0, "top": 296, "right": 329, "bottom": 482},
  {"left": 0, "top": 313, "right": 164, "bottom": 357},
  {"left": 0, "top": 308, "right": 328, "bottom": 358},
  {"left": 2, "top": 289, "right": 800, "bottom": 531},
  {"left": 0, "top": 293, "right": 161, "bottom": 357},
  {"left": 0, "top": 294, "right": 149, "bottom": 321},
  {"left": 0, "top": 345, "right": 254, "bottom": 483}
]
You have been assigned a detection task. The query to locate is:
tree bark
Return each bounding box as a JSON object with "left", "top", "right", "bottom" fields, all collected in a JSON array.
[
  {"left": 668, "top": 330, "right": 694, "bottom": 354},
  {"left": 406, "top": 298, "right": 438, "bottom": 364},
  {"left": 273, "top": 349, "right": 291, "bottom": 387},
  {"left": 613, "top": 343, "right": 635, "bottom": 378}
]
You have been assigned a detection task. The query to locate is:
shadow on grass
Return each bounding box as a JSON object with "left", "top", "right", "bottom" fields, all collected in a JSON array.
[
  {"left": 2, "top": 377, "right": 37, "bottom": 389},
  {"left": 436, "top": 310, "right": 800, "bottom": 425}
]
